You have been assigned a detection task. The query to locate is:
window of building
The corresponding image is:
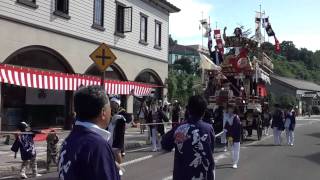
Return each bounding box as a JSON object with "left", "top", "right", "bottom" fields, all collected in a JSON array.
[
  {"left": 175, "top": 55, "right": 179, "bottom": 61},
  {"left": 139, "top": 13, "right": 148, "bottom": 45},
  {"left": 115, "top": 2, "right": 132, "bottom": 37},
  {"left": 16, "top": 0, "right": 38, "bottom": 8},
  {"left": 154, "top": 20, "right": 162, "bottom": 49},
  {"left": 92, "top": 0, "right": 105, "bottom": 31},
  {"left": 53, "top": 0, "right": 70, "bottom": 19}
]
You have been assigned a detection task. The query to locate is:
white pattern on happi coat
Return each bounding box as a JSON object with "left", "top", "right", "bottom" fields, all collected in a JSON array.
[{"left": 174, "top": 124, "right": 191, "bottom": 153}]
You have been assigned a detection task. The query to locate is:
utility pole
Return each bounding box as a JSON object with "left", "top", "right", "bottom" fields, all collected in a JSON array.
[{"left": 201, "top": 11, "right": 204, "bottom": 49}]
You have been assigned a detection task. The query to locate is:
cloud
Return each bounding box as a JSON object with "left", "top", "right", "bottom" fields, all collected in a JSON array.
[{"left": 168, "top": 0, "right": 213, "bottom": 44}]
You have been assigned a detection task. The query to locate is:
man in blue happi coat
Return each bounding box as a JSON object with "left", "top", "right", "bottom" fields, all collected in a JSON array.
[{"left": 58, "top": 85, "right": 120, "bottom": 180}]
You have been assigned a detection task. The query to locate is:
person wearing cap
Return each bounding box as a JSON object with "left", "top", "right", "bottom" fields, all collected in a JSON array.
[
  {"left": 108, "top": 97, "right": 132, "bottom": 164},
  {"left": 271, "top": 104, "right": 285, "bottom": 145},
  {"left": 138, "top": 101, "right": 148, "bottom": 134},
  {"left": 46, "top": 129, "right": 59, "bottom": 171},
  {"left": 11, "top": 122, "right": 42, "bottom": 179},
  {"left": 171, "top": 100, "right": 181, "bottom": 128},
  {"left": 262, "top": 106, "right": 272, "bottom": 136},
  {"left": 161, "top": 95, "right": 215, "bottom": 180},
  {"left": 284, "top": 106, "right": 296, "bottom": 146},
  {"left": 58, "top": 86, "right": 120, "bottom": 180},
  {"left": 146, "top": 101, "right": 161, "bottom": 152},
  {"left": 224, "top": 103, "right": 241, "bottom": 169}
]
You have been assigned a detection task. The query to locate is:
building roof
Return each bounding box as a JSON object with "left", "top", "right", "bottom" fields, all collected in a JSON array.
[
  {"left": 169, "top": 44, "right": 199, "bottom": 56},
  {"left": 148, "top": 0, "right": 180, "bottom": 13},
  {"left": 271, "top": 75, "right": 320, "bottom": 92}
]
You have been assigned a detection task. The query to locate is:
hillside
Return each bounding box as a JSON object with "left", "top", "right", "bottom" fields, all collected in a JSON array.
[{"left": 261, "top": 41, "right": 320, "bottom": 84}]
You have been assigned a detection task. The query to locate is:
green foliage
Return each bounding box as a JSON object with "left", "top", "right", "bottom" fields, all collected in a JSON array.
[
  {"left": 262, "top": 41, "right": 320, "bottom": 84},
  {"left": 173, "top": 57, "right": 199, "bottom": 75},
  {"left": 168, "top": 71, "right": 198, "bottom": 105},
  {"left": 277, "top": 95, "right": 297, "bottom": 108},
  {"left": 168, "top": 55, "right": 201, "bottom": 105}
]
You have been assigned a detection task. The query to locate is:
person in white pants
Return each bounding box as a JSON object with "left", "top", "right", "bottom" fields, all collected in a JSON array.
[
  {"left": 284, "top": 107, "right": 296, "bottom": 146},
  {"left": 224, "top": 104, "right": 242, "bottom": 169},
  {"left": 147, "top": 102, "right": 161, "bottom": 152},
  {"left": 222, "top": 111, "right": 232, "bottom": 152},
  {"left": 231, "top": 141, "right": 240, "bottom": 168},
  {"left": 273, "top": 127, "right": 282, "bottom": 145}
]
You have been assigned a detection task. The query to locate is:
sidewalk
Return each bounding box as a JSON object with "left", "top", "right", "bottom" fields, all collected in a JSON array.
[
  {"left": 0, "top": 126, "right": 148, "bottom": 177},
  {"left": 296, "top": 115, "right": 320, "bottom": 120}
]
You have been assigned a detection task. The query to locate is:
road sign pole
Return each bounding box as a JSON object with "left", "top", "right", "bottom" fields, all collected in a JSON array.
[
  {"left": 101, "top": 70, "right": 105, "bottom": 88},
  {"left": 90, "top": 43, "right": 117, "bottom": 89}
]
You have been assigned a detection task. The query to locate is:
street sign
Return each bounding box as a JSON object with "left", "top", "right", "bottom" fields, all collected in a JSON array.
[{"left": 89, "top": 43, "right": 117, "bottom": 71}]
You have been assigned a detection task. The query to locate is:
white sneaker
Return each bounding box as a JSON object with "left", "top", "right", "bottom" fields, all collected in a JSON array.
[
  {"left": 33, "top": 173, "right": 42, "bottom": 177},
  {"left": 290, "top": 143, "right": 294, "bottom": 146},
  {"left": 223, "top": 147, "right": 227, "bottom": 152},
  {"left": 232, "top": 164, "right": 238, "bottom": 169},
  {"left": 119, "top": 169, "right": 124, "bottom": 176},
  {"left": 152, "top": 148, "right": 158, "bottom": 152},
  {"left": 20, "top": 173, "right": 28, "bottom": 179}
]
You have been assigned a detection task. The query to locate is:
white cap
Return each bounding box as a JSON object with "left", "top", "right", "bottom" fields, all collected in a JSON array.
[{"left": 110, "top": 97, "right": 121, "bottom": 106}]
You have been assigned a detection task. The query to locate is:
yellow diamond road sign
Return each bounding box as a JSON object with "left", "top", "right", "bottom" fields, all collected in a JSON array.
[{"left": 90, "top": 43, "right": 117, "bottom": 71}]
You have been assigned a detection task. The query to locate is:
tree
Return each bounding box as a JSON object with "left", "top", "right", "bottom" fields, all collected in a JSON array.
[
  {"left": 169, "top": 34, "right": 177, "bottom": 47},
  {"left": 261, "top": 42, "right": 274, "bottom": 56},
  {"left": 298, "top": 48, "right": 314, "bottom": 68},
  {"left": 167, "top": 71, "right": 177, "bottom": 101},
  {"left": 280, "top": 41, "right": 299, "bottom": 61},
  {"left": 277, "top": 95, "right": 297, "bottom": 108},
  {"left": 173, "top": 57, "right": 195, "bottom": 74}
]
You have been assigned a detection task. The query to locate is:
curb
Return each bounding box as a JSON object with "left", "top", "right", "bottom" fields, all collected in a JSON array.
[{"left": 0, "top": 141, "right": 146, "bottom": 178}]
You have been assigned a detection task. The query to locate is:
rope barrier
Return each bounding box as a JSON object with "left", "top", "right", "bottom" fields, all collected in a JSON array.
[
  {"left": 140, "top": 122, "right": 178, "bottom": 126},
  {"left": 0, "top": 128, "right": 64, "bottom": 135},
  {"left": 215, "top": 131, "right": 224, "bottom": 138}
]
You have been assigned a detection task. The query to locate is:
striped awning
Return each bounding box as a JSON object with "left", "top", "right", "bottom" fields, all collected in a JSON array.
[{"left": 0, "top": 64, "right": 157, "bottom": 96}]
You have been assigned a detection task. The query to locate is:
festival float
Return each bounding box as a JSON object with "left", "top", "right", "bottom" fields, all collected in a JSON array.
[{"left": 200, "top": 10, "right": 280, "bottom": 141}]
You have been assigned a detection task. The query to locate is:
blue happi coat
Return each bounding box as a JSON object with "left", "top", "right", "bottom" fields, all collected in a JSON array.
[
  {"left": 58, "top": 125, "right": 120, "bottom": 180},
  {"left": 161, "top": 117, "right": 215, "bottom": 180},
  {"left": 11, "top": 134, "right": 36, "bottom": 161}
]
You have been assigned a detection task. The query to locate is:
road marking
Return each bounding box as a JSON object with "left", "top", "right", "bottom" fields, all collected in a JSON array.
[
  {"left": 215, "top": 153, "right": 228, "bottom": 162},
  {"left": 0, "top": 175, "right": 16, "bottom": 180},
  {"left": 0, "top": 151, "right": 10, "bottom": 155},
  {"left": 126, "top": 147, "right": 151, "bottom": 153},
  {"left": 162, "top": 175, "right": 173, "bottom": 180},
  {"left": 0, "top": 169, "right": 47, "bottom": 180},
  {"left": 121, "top": 155, "right": 153, "bottom": 167}
]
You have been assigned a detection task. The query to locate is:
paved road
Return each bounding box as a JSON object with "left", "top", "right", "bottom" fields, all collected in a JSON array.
[{"left": 2, "top": 118, "right": 320, "bottom": 180}]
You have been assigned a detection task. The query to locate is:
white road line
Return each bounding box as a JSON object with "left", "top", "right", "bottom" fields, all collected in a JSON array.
[
  {"left": 0, "top": 175, "right": 16, "bottom": 180},
  {"left": 215, "top": 153, "right": 228, "bottom": 162},
  {"left": 121, "top": 155, "right": 153, "bottom": 167},
  {"left": 0, "top": 151, "right": 10, "bottom": 155},
  {"left": 0, "top": 169, "right": 47, "bottom": 180},
  {"left": 162, "top": 175, "right": 173, "bottom": 180},
  {"left": 126, "top": 147, "right": 151, "bottom": 153}
]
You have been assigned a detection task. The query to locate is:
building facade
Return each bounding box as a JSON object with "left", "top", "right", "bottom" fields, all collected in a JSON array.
[
  {"left": 169, "top": 44, "right": 203, "bottom": 65},
  {"left": 0, "top": 0, "right": 179, "bottom": 130},
  {"left": 268, "top": 75, "right": 320, "bottom": 115}
]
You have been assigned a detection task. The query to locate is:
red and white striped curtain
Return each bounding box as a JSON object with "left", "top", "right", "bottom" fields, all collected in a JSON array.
[{"left": 0, "top": 64, "right": 155, "bottom": 96}]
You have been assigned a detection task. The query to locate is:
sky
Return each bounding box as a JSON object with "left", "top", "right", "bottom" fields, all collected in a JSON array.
[{"left": 168, "top": 0, "right": 320, "bottom": 51}]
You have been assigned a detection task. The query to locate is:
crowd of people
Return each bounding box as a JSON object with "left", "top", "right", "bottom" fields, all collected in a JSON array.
[{"left": 9, "top": 85, "right": 298, "bottom": 180}]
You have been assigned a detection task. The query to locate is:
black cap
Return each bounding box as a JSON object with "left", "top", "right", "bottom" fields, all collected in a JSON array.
[{"left": 17, "top": 122, "right": 30, "bottom": 132}]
